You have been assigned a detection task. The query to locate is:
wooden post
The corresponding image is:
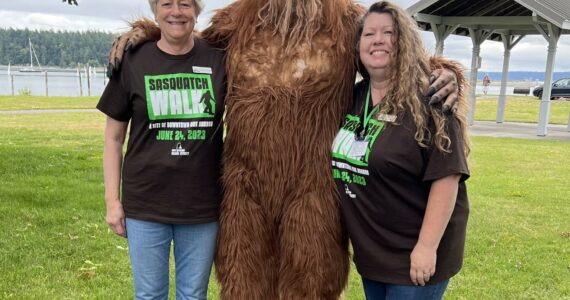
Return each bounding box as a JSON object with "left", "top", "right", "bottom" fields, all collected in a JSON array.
[
  {"left": 10, "top": 75, "right": 14, "bottom": 96},
  {"left": 44, "top": 71, "right": 49, "bottom": 96},
  {"left": 77, "top": 66, "right": 83, "bottom": 97},
  {"left": 86, "top": 65, "right": 91, "bottom": 96}
]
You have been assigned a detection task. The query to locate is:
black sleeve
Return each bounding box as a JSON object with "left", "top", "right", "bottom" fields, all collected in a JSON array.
[
  {"left": 423, "top": 116, "right": 470, "bottom": 183},
  {"left": 96, "top": 65, "right": 131, "bottom": 122}
]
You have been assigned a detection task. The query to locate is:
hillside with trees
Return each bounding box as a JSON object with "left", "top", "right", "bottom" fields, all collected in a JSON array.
[{"left": 0, "top": 28, "right": 115, "bottom": 68}]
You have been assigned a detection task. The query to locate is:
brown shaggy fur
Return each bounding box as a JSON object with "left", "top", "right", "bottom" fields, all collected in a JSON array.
[
  {"left": 201, "top": 1, "right": 364, "bottom": 299},
  {"left": 127, "top": 1, "right": 466, "bottom": 299}
]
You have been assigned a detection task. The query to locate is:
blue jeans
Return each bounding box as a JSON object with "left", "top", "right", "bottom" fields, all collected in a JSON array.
[
  {"left": 362, "top": 277, "right": 449, "bottom": 300},
  {"left": 126, "top": 218, "right": 218, "bottom": 300}
]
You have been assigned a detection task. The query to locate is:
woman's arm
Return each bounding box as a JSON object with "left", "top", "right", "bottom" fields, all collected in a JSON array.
[
  {"left": 103, "top": 117, "right": 129, "bottom": 237},
  {"left": 410, "top": 174, "right": 461, "bottom": 286}
]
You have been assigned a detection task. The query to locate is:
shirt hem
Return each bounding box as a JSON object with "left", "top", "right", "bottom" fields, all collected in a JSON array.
[
  {"left": 356, "top": 263, "right": 462, "bottom": 286},
  {"left": 124, "top": 213, "right": 219, "bottom": 225}
]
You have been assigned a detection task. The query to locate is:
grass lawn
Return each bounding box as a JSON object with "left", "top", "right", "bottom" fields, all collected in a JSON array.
[
  {"left": 2, "top": 94, "right": 569, "bottom": 125},
  {"left": 0, "top": 96, "right": 98, "bottom": 110},
  {"left": 474, "top": 95, "right": 570, "bottom": 124},
  {"left": 0, "top": 98, "right": 569, "bottom": 299}
]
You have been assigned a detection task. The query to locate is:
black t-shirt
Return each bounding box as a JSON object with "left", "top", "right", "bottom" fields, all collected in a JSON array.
[
  {"left": 332, "top": 79, "right": 470, "bottom": 285},
  {"left": 97, "top": 39, "right": 226, "bottom": 224}
]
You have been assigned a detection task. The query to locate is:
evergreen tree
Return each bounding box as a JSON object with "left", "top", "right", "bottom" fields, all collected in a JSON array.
[{"left": 0, "top": 29, "right": 115, "bottom": 68}]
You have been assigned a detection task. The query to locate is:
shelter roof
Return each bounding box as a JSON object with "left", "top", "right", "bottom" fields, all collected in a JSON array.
[{"left": 407, "top": 0, "right": 570, "bottom": 42}]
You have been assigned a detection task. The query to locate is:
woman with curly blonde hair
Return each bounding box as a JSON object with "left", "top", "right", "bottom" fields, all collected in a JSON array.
[{"left": 331, "top": 1, "right": 470, "bottom": 299}]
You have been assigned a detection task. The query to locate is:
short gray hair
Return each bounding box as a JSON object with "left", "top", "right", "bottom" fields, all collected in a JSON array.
[{"left": 149, "top": 0, "right": 204, "bottom": 16}]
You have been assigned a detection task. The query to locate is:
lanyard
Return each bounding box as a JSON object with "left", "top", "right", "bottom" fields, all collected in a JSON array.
[{"left": 359, "top": 84, "right": 379, "bottom": 138}]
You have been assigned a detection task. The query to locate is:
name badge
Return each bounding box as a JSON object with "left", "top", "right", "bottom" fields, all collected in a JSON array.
[
  {"left": 192, "top": 66, "right": 212, "bottom": 74},
  {"left": 349, "top": 139, "right": 369, "bottom": 158},
  {"left": 376, "top": 113, "right": 397, "bottom": 123}
]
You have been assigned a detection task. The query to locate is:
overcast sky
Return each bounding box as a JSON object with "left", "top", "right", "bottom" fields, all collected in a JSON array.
[{"left": 1, "top": 0, "right": 569, "bottom": 71}]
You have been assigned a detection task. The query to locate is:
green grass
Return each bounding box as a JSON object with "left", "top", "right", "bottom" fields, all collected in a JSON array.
[
  {"left": 0, "top": 97, "right": 569, "bottom": 299},
  {"left": 0, "top": 96, "right": 98, "bottom": 110},
  {"left": 447, "top": 137, "right": 570, "bottom": 299},
  {"left": 2, "top": 94, "right": 569, "bottom": 125},
  {"left": 474, "top": 95, "right": 570, "bottom": 124}
]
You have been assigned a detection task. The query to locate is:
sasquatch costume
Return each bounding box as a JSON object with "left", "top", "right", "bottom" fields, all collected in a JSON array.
[{"left": 123, "top": 1, "right": 465, "bottom": 299}]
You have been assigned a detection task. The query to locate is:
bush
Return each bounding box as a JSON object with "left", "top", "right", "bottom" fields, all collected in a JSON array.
[{"left": 18, "top": 87, "right": 32, "bottom": 96}]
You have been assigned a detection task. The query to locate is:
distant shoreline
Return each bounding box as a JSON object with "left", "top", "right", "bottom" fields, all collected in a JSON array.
[
  {"left": 0, "top": 65, "right": 567, "bottom": 82},
  {"left": 475, "top": 71, "right": 570, "bottom": 82},
  {"left": 0, "top": 65, "right": 106, "bottom": 72}
]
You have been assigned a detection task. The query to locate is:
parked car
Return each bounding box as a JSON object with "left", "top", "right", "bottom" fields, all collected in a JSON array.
[{"left": 532, "top": 78, "right": 570, "bottom": 99}]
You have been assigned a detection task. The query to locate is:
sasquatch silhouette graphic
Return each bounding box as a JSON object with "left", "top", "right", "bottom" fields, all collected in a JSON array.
[{"left": 199, "top": 90, "right": 214, "bottom": 115}]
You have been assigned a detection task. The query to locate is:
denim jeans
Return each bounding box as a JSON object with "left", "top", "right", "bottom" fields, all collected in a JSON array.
[
  {"left": 362, "top": 277, "right": 449, "bottom": 300},
  {"left": 125, "top": 218, "right": 218, "bottom": 300}
]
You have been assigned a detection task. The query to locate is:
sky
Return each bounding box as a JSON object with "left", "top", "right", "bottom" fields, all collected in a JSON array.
[{"left": 1, "top": 0, "right": 569, "bottom": 71}]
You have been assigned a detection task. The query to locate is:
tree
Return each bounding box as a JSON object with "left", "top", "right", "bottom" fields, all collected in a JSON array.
[{"left": 0, "top": 28, "right": 115, "bottom": 67}]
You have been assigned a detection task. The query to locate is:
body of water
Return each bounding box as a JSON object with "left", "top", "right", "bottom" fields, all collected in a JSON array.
[
  {"left": 0, "top": 66, "right": 540, "bottom": 97},
  {"left": 474, "top": 84, "right": 537, "bottom": 96},
  {"left": 0, "top": 66, "right": 107, "bottom": 97}
]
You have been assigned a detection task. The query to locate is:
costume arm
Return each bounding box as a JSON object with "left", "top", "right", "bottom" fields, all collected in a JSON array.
[
  {"left": 409, "top": 174, "right": 461, "bottom": 286},
  {"left": 200, "top": 3, "right": 239, "bottom": 49},
  {"left": 103, "top": 116, "right": 129, "bottom": 237},
  {"left": 107, "top": 18, "right": 161, "bottom": 77},
  {"left": 427, "top": 56, "right": 467, "bottom": 114}
]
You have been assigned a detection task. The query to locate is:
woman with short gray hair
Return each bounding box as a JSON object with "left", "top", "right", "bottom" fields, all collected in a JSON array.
[
  {"left": 98, "top": 0, "right": 225, "bottom": 299},
  {"left": 148, "top": 0, "right": 204, "bottom": 16}
]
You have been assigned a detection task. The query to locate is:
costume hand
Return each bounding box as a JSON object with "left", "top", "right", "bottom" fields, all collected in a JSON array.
[
  {"left": 106, "top": 200, "right": 126, "bottom": 238},
  {"left": 107, "top": 28, "right": 142, "bottom": 78},
  {"left": 426, "top": 68, "right": 459, "bottom": 115},
  {"left": 107, "top": 18, "right": 160, "bottom": 78},
  {"left": 410, "top": 243, "right": 437, "bottom": 286}
]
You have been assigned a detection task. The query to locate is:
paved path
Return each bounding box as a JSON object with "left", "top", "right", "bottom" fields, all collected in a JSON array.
[
  {"left": 0, "top": 109, "right": 97, "bottom": 114},
  {"left": 470, "top": 121, "right": 570, "bottom": 142},
  {"left": 1, "top": 109, "right": 569, "bottom": 142}
]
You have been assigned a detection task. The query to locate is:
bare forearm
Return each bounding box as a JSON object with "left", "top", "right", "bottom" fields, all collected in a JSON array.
[
  {"left": 103, "top": 140, "right": 123, "bottom": 203},
  {"left": 102, "top": 118, "right": 128, "bottom": 204},
  {"left": 417, "top": 175, "right": 461, "bottom": 250},
  {"left": 410, "top": 175, "right": 460, "bottom": 285},
  {"left": 101, "top": 117, "right": 128, "bottom": 237}
]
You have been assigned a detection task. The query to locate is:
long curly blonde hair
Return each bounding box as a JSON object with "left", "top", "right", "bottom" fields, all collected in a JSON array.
[{"left": 357, "top": 1, "right": 470, "bottom": 155}]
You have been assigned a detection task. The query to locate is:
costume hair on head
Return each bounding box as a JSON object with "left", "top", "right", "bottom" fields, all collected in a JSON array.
[{"left": 148, "top": 0, "right": 204, "bottom": 16}]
